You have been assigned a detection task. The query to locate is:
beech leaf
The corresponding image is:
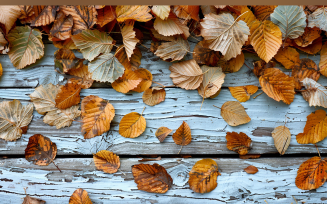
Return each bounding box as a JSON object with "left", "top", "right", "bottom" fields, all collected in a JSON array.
[
  {"left": 220, "top": 101, "right": 251, "bottom": 126},
  {"left": 142, "top": 87, "right": 166, "bottom": 106},
  {"left": 119, "top": 112, "right": 146, "bottom": 138},
  {"left": 152, "top": 6, "right": 170, "bottom": 20},
  {"left": 272, "top": 125, "right": 291, "bottom": 155},
  {"left": 69, "top": 188, "right": 93, "bottom": 204},
  {"left": 308, "top": 7, "right": 327, "bottom": 32},
  {"left": 93, "top": 150, "right": 120, "bottom": 173},
  {"left": 155, "top": 127, "right": 172, "bottom": 142},
  {"left": 0, "top": 6, "right": 21, "bottom": 34},
  {"left": 226, "top": 132, "right": 252, "bottom": 155},
  {"left": 197, "top": 66, "right": 225, "bottom": 98},
  {"left": 229, "top": 85, "right": 258, "bottom": 102},
  {"left": 116, "top": 6, "right": 152, "bottom": 22},
  {"left": 301, "top": 78, "right": 327, "bottom": 108}
]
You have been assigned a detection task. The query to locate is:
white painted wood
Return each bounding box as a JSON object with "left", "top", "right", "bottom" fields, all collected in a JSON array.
[
  {"left": 0, "top": 157, "right": 326, "bottom": 204},
  {"left": 0, "top": 88, "right": 326, "bottom": 155}
]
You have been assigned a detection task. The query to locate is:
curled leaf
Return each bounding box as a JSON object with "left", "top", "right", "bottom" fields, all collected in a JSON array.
[
  {"left": 292, "top": 58, "right": 320, "bottom": 90},
  {"left": 93, "top": 150, "right": 120, "bottom": 173},
  {"left": 0, "top": 6, "right": 21, "bottom": 34},
  {"left": 122, "top": 20, "right": 139, "bottom": 60},
  {"left": 294, "top": 27, "right": 321, "bottom": 47},
  {"left": 302, "top": 78, "right": 327, "bottom": 108},
  {"left": 152, "top": 6, "right": 170, "bottom": 20},
  {"left": 293, "top": 36, "right": 322, "bottom": 55},
  {"left": 308, "top": 7, "right": 327, "bottom": 32},
  {"left": 119, "top": 112, "right": 146, "bottom": 138},
  {"left": 155, "top": 127, "right": 172, "bottom": 142},
  {"left": 142, "top": 87, "right": 166, "bottom": 106},
  {"left": 229, "top": 85, "right": 258, "bottom": 102},
  {"left": 226, "top": 132, "right": 252, "bottom": 155},
  {"left": 153, "top": 12, "right": 190, "bottom": 38},
  {"left": 220, "top": 101, "right": 251, "bottom": 126},
  {"left": 197, "top": 66, "right": 225, "bottom": 98}
]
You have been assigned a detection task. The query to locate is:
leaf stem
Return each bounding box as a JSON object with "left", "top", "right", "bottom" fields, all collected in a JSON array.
[
  {"left": 213, "top": 105, "right": 221, "bottom": 109},
  {"left": 141, "top": 106, "right": 146, "bottom": 115},
  {"left": 118, "top": 168, "right": 126, "bottom": 176},
  {"left": 178, "top": 145, "right": 183, "bottom": 154},
  {"left": 315, "top": 144, "right": 321, "bottom": 158},
  {"left": 253, "top": 91, "right": 263, "bottom": 99},
  {"left": 152, "top": 81, "right": 166, "bottom": 88}
]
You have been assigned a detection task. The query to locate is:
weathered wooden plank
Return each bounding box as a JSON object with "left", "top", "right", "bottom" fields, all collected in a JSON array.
[
  {"left": 0, "top": 41, "right": 325, "bottom": 88},
  {"left": 0, "top": 88, "right": 326, "bottom": 155},
  {"left": 0, "top": 157, "right": 325, "bottom": 203}
]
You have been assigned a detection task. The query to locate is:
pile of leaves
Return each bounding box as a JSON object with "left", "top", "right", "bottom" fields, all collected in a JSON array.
[{"left": 1, "top": 5, "right": 327, "bottom": 198}]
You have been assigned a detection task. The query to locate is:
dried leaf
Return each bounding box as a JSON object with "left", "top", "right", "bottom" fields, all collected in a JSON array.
[
  {"left": 270, "top": 5, "right": 306, "bottom": 40},
  {"left": 53, "top": 38, "right": 77, "bottom": 50},
  {"left": 132, "top": 68, "right": 153, "bottom": 92},
  {"left": 221, "top": 101, "right": 251, "bottom": 126},
  {"left": 22, "top": 195, "right": 46, "bottom": 204},
  {"left": 193, "top": 40, "right": 220, "bottom": 66},
  {"left": 25, "top": 134, "right": 57, "bottom": 166},
  {"left": 19, "top": 5, "right": 33, "bottom": 19},
  {"left": 88, "top": 53, "right": 125, "bottom": 83},
  {"left": 0, "top": 100, "right": 33, "bottom": 141},
  {"left": 72, "top": 29, "right": 114, "bottom": 61},
  {"left": 7, "top": 26, "right": 44, "bottom": 69},
  {"left": 172, "top": 121, "right": 192, "bottom": 147},
  {"left": 132, "top": 163, "right": 173, "bottom": 193},
  {"left": 169, "top": 59, "right": 203, "bottom": 90},
  {"left": 252, "top": 5, "right": 277, "bottom": 21},
  {"left": 67, "top": 64, "right": 94, "bottom": 89},
  {"left": 29, "top": 6, "right": 58, "bottom": 27},
  {"left": 253, "top": 60, "right": 276, "bottom": 77},
  {"left": 54, "top": 48, "right": 84, "bottom": 73},
  {"left": 229, "top": 85, "right": 258, "bottom": 102},
  {"left": 69, "top": 188, "right": 92, "bottom": 204},
  {"left": 115, "top": 45, "right": 142, "bottom": 71},
  {"left": 119, "top": 112, "right": 146, "bottom": 138},
  {"left": 188, "top": 158, "right": 220, "bottom": 193},
  {"left": 293, "top": 36, "right": 322, "bottom": 55},
  {"left": 121, "top": 20, "right": 139, "bottom": 60},
  {"left": 250, "top": 20, "right": 282, "bottom": 63},
  {"left": 295, "top": 156, "right": 327, "bottom": 190},
  {"left": 155, "top": 127, "right": 172, "bottom": 142},
  {"left": 226, "top": 132, "right": 252, "bottom": 155},
  {"left": 152, "top": 6, "right": 170, "bottom": 20},
  {"left": 112, "top": 69, "right": 142, "bottom": 93},
  {"left": 173, "top": 5, "right": 199, "bottom": 21},
  {"left": 308, "top": 7, "right": 327, "bottom": 32},
  {"left": 274, "top": 47, "right": 300, "bottom": 69},
  {"left": 0, "top": 63, "right": 2, "bottom": 77},
  {"left": 0, "top": 30, "right": 8, "bottom": 52},
  {"left": 259, "top": 68, "right": 295, "bottom": 104},
  {"left": 50, "top": 11, "right": 73, "bottom": 41},
  {"left": 60, "top": 5, "right": 97, "bottom": 35},
  {"left": 197, "top": 66, "right": 225, "bottom": 98},
  {"left": 200, "top": 13, "right": 250, "bottom": 60},
  {"left": 201, "top": 6, "right": 217, "bottom": 16},
  {"left": 154, "top": 36, "right": 189, "bottom": 62},
  {"left": 244, "top": 165, "right": 258, "bottom": 174},
  {"left": 97, "top": 6, "right": 116, "bottom": 27},
  {"left": 219, "top": 52, "right": 244, "bottom": 73},
  {"left": 153, "top": 13, "right": 190, "bottom": 38},
  {"left": 292, "top": 58, "right": 320, "bottom": 90},
  {"left": 143, "top": 87, "right": 166, "bottom": 106},
  {"left": 272, "top": 125, "right": 291, "bottom": 155},
  {"left": 294, "top": 27, "right": 321, "bottom": 47},
  {"left": 55, "top": 79, "right": 82, "bottom": 109},
  {"left": 320, "top": 42, "right": 327, "bottom": 77},
  {"left": 296, "top": 109, "right": 327, "bottom": 144},
  {"left": 0, "top": 6, "right": 21, "bottom": 34},
  {"left": 236, "top": 6, "right": 256, "bottom": 27},
  {"left": 81, "top": 95, "right": 115, "bottom": 139},
  {"left": 116, "top": 6, "right": 152, "bottom": 22},
  {"left": 301, "top": 78, "right": 327, "bottom": 108},
  {"left": 93, "top": 150, "right": 120, "bottom": 173}
]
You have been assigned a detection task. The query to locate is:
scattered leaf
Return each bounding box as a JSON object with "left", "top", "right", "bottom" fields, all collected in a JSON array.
[
  {"left": 193, "top": 40, "right": 220, "bottom": 66},
  {"left": 172, "top": 121, "right": 192, "bottom": 149},
  {"left": 229, "top": 85, "right": 258, "bottom": 102},
  {"left": 294, "top": 27, "right": 321, "bottom": 47},
  {"left": 119, "top": 112, "right": 146, "bottom": 138},
  {"left": 132, "top": 68, "right": 153, "bottom": 92},
  {"left": 197, "top": 66, "right": 225, "bottom": 98},
  {"left": 244, "top": 165, "right": 258, "bottom": 174},
  {"left": 69, "top": 188, "right": 93, "bottom": 204},
  {"left": 112, "top": 69, "right": 142, "bottom": 93},
  {"left": 154, "top": 36, "right": 189, "bottom": 62},
  {"left": 221, "top": 101, "right": 251, "bottom": 126},
  {"left": 142, "top": 87, "right": 166, "bottom": 106},
  {"left": 155, "top": 127, "right": 172, "bottom": 142},
  {"left": 122, "top": 20, "right": 139, "bottom": 60},
  {"left": 292, "top": 58, "right": 320, "bottom": 90},
  {"left": 272, "top": 125, "right": 291, "bottom": 155},
  {"left": 55, "top": 79, "right": 82, "bottom": 109},
  {"left": 22, "top": 195, "right": 46, "bottom": 204},
  {"left": 93, "top": 150, "right": 120, "bottom": 173},
  {"left": 153, "top": 12, "right": 190, "bottom": 38},
  {"left": 50, "top": 11, "right": 73, "bottom": 41},
  {"left": 274, "top": 47, "right": 300, "bottom": 69},
  {"left": 219, "top": 52, "right": 245, "bottom": 73},
  {"left": 226, "top": 132, "right": 252, "bottom": 155},
  {"left": 308, "top": 7, "right": 327, "bottom": 32},
  {"left": 116, "top": 6, "right": 152, "bottom": 22},
  {"left": 152, "top": 5, "right": 170, "bottom": 20}
]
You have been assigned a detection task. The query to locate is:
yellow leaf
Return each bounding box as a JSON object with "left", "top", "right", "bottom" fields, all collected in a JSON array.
[
  {"left": 229, "top": 85, "right": 258, "bottom": 102},
  {"left": 119, "top": 112, "right": 146, "bottom": 138},
  {"left": 116, "top": 6, "right": 152, "bottom": 22},
  {"left": 152, "top": 5, "right": 170, "bottom": 20},
  {"left": 112, "top": 70, "right": 142, "bottom": 94},
  {"left": 197, "top": 66, "right": 225, "bottom": 98},
  {"left": 274, "top": 47, "right": 300, "bottom": 69},
  {"left": 132, "top": 68, "right": 153, "bottom": 92}
]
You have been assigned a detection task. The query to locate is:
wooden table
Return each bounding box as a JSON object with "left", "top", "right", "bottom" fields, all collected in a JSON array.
[{"left": 0, "top": 42, "right": 326, "bottom": 203}]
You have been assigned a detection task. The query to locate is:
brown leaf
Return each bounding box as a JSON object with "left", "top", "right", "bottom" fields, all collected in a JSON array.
[
  {"left": 193, "top": 41, "right": 220, "bottom": 66},
  {"left": 119, "top": 112, "right": 146, "bottom": 138},
  {"left": 122, "top": 20, "right": 139, "bottom": 60},
  {"left": 0, "top": 29, "right": 8, "bottom": 53},
  {"left": 295, "top": 156, "right": 327, "bottom": 190},
  {"left": 0, "top": 6, "right": 21, "bottom": 34},
  {"left": 154, "top": 35, "right": 189, "bottom": 62},
  {"left": 116, "top": 6, "right": 152, "bottom": 22},
  {"left": 226, "top": 132, "right": 252, "bottom": 155},
  {"left": 25, "top": 134, "right": 57, "bottom": 166},
  {"left": 221, "top": 101, "right": 251, "bottom": 126},
  {"left": 19, "top": 5, "right": 33, "bottom": 19},
  {"left": 50, "top": 11, "right": 73, "bottom": 41},
  {"left": 69, "top": 188, "right": 92, "bottom": 204},
  {"left": 218, "top": 52, "right": 244, "bottom": 73},
  {"left": 155, "top": 127, "right": 172, "bottom": 142},
  {"left": 53, "top": 38, "right": 77, "bottom": 50},
  {"left": 229, "top": 85, "right": 259, "bottom": 102},
  {"left": 274, "top": 47, "right": 300, "bottom": 69},
  {"left": 22, "top": 195, "right": 46, "bottom": 204},
  {"left": 81, "top": 95, "right": 115, "bottom": 139},
  {"left": 93, "top": 150, "right": 120, "bottom": 174},
  {"left": 60, "top": 5, "right": 97, "bottom": 35},
  {"left": 292, "top": 58, "right": 320, "bottom": 90},
  {"left": 29, "top": 6, "right": 59, "bottom": 27},
  {"left": 252, "top": 6, "right": 277, "bottom": 21},
  {"left": 138, "top": 156, "right": 162, "bottom": 162},
  {"left": 115, "top": 45, "right": 142, "bottom": 71},
  {"left": 188, "top": 158, "right": 221, "bottom": 193},
  {"left": 112, "top": 69, "right": 142, "bottom": 94},
  {"left": 172, "top": 121, "right": 192, "bottom": 146},
  {"left": 239, "top": 154, "right": 261, "bottom": 159},
  {"left": 54, "top": 48, "right": 84, "bottom": 73},
  {"left": 55, "top": 78, "right": 82, "bottom": 109},
  {"left": 169, "top": 59, "right": 203, "bottom": 90},
  {"left": 272, "top": 126, "right": 291, "bottom": 155},
  {"left": 142, "top": 87, "right": 166, "bottom": 106},
  {"left": 154, "top": 12, "right": 190, "bottom": 39},
  {"left": 253, "top": 60, "right": 276, "bottom": 77},
  {"left": 197, "top": 66, "right": 225, "bottom": 98},
  {"left": 259, "top": 68, "right": 295, "bottom": 104},
  {"left": 67, "top": 64, "right": 94, "bottom": 89},
  {"left": 173, "top": 5, "right": 199, "bottom": 21},
  {"left": 132, "top": 68, "right": 153, "bottom": 92},
  {"left": 319, "top": 42, "right": 327, "bottom": 77},
  {"left": 296, "top": 109, "right": 327, "bottom": 144},
  {"left": 244, "top": 165, "right": 258, "bottom": 174},
  {"left": 97, "top": 6, "right": 116, "bottom": 27},
  {"left": 294, "top": 27, "right": 321, "bottom": 47},
  {"left": 132, "top": 163, "right": 173, "bottom": 193},
  {"left": 293, "top": 36, "right": 322, "bottom": 55}
]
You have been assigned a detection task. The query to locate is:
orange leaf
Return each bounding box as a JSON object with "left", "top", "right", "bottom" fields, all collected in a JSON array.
[
  {"left": 115, "top": 45, "right": 142, "bottom": 71},
  {"left": 253, "top": 60, "right": 276, "bottom": 77},
  {"left": 69, "top": 188, "right": 92, "bottom": 204},
  {"left": 142, "top": 87, "right": 166, "bottom": 106},
  {"left": 259, "top": 68, "right": 295, "bottom": 104},
  {"left": 93, "top": 150, "right": 120, "bottom": 173},
  {"left": 229, "top": 85, "right": 258, "bottom": 102},
  {"left": 218, "top": 52, "right": 244, "bottom": 73},
  {"left": 244, "top": 165, "right": 258, "bottom": 174},
  {"left": 296, "top": 109, "right": 327, "bottom": 144},
  {"left": 132, "top": 163, "right": 173, "bottom": 193},
  {"left": 239, "top": 154, "right": 261, "bottom": 159},
  {"left": 173, "top": 5, "right": 199, "bottom": 21},
  {"left": 50, "top": 11, "right": 73, "bottom": 41},
  {"left": 116, "top": 6, "right": 152, "bottom": 22},
  {"left": 53, "top": 38, "right": 77, "bottom": 50},
  {"left": 295, "top": 156, "right": 327, "bottom": 190},
  {"left": 54, "top": 48, "right": 84, "bottom": 73},
  {"left": 29, "top": 6, "right": 59, "bottom": 27},
  {"left": 294, "top": 27, "right": 321, "bottom": 47},
  {"left": 22, "top": 195, "right": 45, "bottom": 204},
  {"left": 119, "top": 112, "right": 146, "bottom": 138},
  {"left": 252, "top": 5, "right": 277, "bottom": 21},
  {"left": 112, "top": 70, "right": 142, "bottom": 94},
  {"left": 293, "top": 36, "right": 322, "bottom": 55},
  {"left": 193, "top": 40, "right": 220, "bottom": 66},
  {"left": 132, "top": 68, "right": 153, "bottom": 92},
  {"left": 292, "top": 58, "right": 320, "bottom": 90},
  {"left": 226, "top": 132, "right": 252, "bottom": 155},
  {"left": 172, "top": 121, "right": 192, "bottom": 146},
  {"left": 81, "top": 95, "right": 115, "bottom": 139},
  {"left": 319, "top": 42, "right": 327, "bottom": 77},
  {"left": 155, "top": 127, "right": 172, "bottom": 142},
  {"left": 25, "top": 134, "right": 57, "bottom": 166},
  {"left": 220, "top": 101, "right": 251, "bottom": 126},
  {"left": 274, "top": 47, "right": 300, "bottom": 69},
  {"left": 67, "top": 64, "right": 94, "bottom": 89},
  {"left": 188, "top": 158, "right": 221, "bottom": 193},
  {"left": 55, "top": 78, "right": 82, "bottom": 109},
  {"left": 154, "top": 12, "right": 190, "bottom": 39},
  {"left": 97, "top": 6, "right": 116, "bottom": 27}
]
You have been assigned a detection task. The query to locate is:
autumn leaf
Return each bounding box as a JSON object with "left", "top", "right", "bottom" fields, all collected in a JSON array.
[
  {"left": 293, "top": 36, "right": 322, "bottom": 55},
  {"left": 60, "top": 5, "right": 97, "bottom": 35},
  {"left": 220, "top": 101, "right": 251, "bottom": 126},
  {"left": 226, "top": 132, "right": 252, "bottom": 155},
  {"left": 121, "top": 20, "right": 139, "bottom": 60},
  {"left": 308, "top": 7, "right": 327, "bottom": 32},
  {"left": 93, "top": 150, "right": 120, "bottom": 173},
  {"left": 153, "top": 12, "right": 190, "bottom": 38},
  {"left": 119, "top": 112, "right": 146, "bottom": 138},
  {"left": 253, "top": 60, "right": 276, "bottom": 77},
  {"left": 0, "top": 63, "right": 2, "bottom": 77},
  {"left": 252, "top": 5, "right": 277, "bottom": 21},
  {"left": 132, "top": 68, "right": 153, "bottom": 92},
  {"left": 197, "top": 66, "right": 225, "bottom": 98},
  {"left": 274, "top": 47, "right": 300, "bottom": 69},
  {"left": 0, "top": 29, "right": 8, "bottom": 53},
  {"left": 218, "top": 52, "right": 244, "bottom": 73},
  {"left": 19, "top": 5, "right": 33, "bottom": 19},
  {"left": 234, "top": 6, "right": 256, "bottom": 28},
  {"left": 188, "top": 158, "right": 221, "bottom": 193},
  {"left": 50, "top": 11, "right": 73, "bottom": 41},
  {"left": 29, "top": 6, "right": 59, "bottom": 27},
  {"left": 201, "top": 13, "right": 250, "bottom": 60},
  {"left": 154, "top": 35, "right": 189, "bottom": 62},
  {"left": 115, "top": 45, "right": 142, "bottom": 71},
  {"left": 7, "top": 26, "right": 44, "bottom": 69},
  {"left": 296, "top": 109, "right": 327, "bottom": 144},
  {"left": 81, "top": 95, "right": 115, "bottom": 139},
  {"left": 250, "top": 20, "right": 282, "bottom": 63},
  {"left": 272, "top": 125, "right": 291, "bottom": 155},
  {"left": 172, "top": 121, "right": 192, "bottom": 154},
  {"left": 169, "top": 59, "right": 203, "bottom": 90},
  {"left": 116, "top": 6, "right": 152, "bottom": 22},
  {"left": 155, "top": 127, "right": 172, "bottom": 142},
  {"left": 55, "top": 78, "right": 82, "bottom": 109},
  {"left": 259, "top": 68, "right": 295, "bottom": 104},
  {"left": 292, "top": 58, "right": 320, "bottom": 90},
  {"left": 0, "top": 6, "right": 21, "bottom": 34},
  {"left": 53, "top": 38, "right": 77, "bottom": 50},
  {"left": 244, "top": 165, "right": 258, "bottom": 174},
  {"left": 173, "top": 5, "right": 199, "bottom": 21},
  {"left": 143, "top": 87, "right": 166, "bottom": 106},
  {"left": 132, "top": 163, "right": 173, "bottom": 193},
  {"left": 88, "top": 53, "right": 125, "bottom": 83},
  {"left": 152, "top": 5, "right": 170, "bottom": 20},
  {"left": 22, "top": 195, "right": 45, "bottom": 204},
  {"left": 97, "top": 6, "right": 116, "bottom": 27},
  {"left": 320, "top": 42, "right": 327, "bottom": 77},
  {"left": 229, "top": 85, "right": 258, "bottom": 102},
  {"left": 69, "top": 188, "right": 93, "bottom": 204},
  {"left": 294, "top": 27, "right": 321, "bottom": 47},
  {"left": 270, "top": 5, "right": 306, "bottom": 40},
  {"left": 295, "top": 156, "right": 327, "bottom": 190},
  {"left": 0, "top": 100, "right": 33, "bottom": 141},
  {"left": 67, "top": 64, "right": 94, "bottom": 89},
  {"left": 54, "top": 48, "right": 84, "bottom": 73},
  {"left": 112, "top": 69, "right": 142, "bottom": 94},
  {"left": 72, "top": 29, "right": 114, "bottom": 61},
  {"left": 25, "top": 134, "right": 57, "bottom": 166},
  {"left": 301, "top": 78, "right": 327, "bottom": 108},
  {"left": 193, "top": 41, "right": 220, "bottom": 66}
]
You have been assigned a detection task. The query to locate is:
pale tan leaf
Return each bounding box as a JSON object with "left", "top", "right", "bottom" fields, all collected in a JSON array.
[
  {"left": 218, "top": 52, "right": 244, "bottom": 73},
  {"left": 0, "top": 30, "right": 8, "bottom": 52},
  {"left": 152, "top": 6, "right": 170, "bottom": 20},
  {"left": 272, "top": 125, "right": 291, "bottom": 155},
  {"left": 22, "top": 195, "right": 45, "bottom": 204},
  {"left": 122, "top": 20, "right": 139, "bottom": 60},
  {"left": 43, "top": 105, "right": 81, "bottom": 129},
  {"left": 301, "top": 78, "right": 327, "bottom": 108},
  {"left": 0, "top": 6, "right": 21, "bottom": 34},
  {"left": 112, "top": 70, "right": 142, "bottom": 94},
  {"left": 142, "top": 87, "right": 166, "bottom": 106},
  {"left": 221, "top": 101, "right": 251, "bottom": 126},
  {"left": 229, "top": 85, "right": 258, "bottom": 102},
  {"left": 154, "top": 36, "right": 189, "bottom": 61},
  {"left": 197, "top": 66, "right": 225, "bottom": 98},
  {"left": 308, "top": 7, "right": 327, "bottom": 32},
  {"left": 154, "top": 13, "right": 190, "bottom": 38}
]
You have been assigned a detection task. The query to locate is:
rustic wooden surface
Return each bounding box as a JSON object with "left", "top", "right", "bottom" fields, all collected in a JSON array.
[{"left": 0, "top": 42, "right": 326, "bottom": 203}]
